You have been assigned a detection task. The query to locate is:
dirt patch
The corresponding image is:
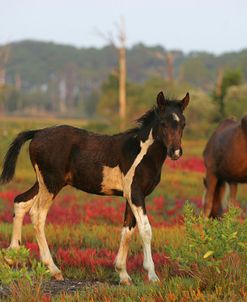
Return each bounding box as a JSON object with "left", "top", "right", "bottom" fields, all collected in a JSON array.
[
  {"left": 0, "top": 279, "right": 105, "bottom": 298},
  {"left": 43, "top": 279, "right": 105, "bottom": 295}
]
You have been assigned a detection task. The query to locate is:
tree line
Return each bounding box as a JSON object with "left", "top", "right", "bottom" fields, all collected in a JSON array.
[{"left": 0, "top": 40, "right": 247, "bottom": 137}]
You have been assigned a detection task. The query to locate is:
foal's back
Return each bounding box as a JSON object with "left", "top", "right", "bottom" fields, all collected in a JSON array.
[{"left": 29, "top": 125, "right": 125, "bottom": 194}]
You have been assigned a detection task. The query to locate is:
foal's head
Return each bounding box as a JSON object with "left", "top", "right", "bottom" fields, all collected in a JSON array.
[{"left": 155, "top": 91, "right": 190, "bottom": 160}]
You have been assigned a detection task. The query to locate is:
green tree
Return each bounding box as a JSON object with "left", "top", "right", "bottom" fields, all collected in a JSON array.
[
  {"left": 97, "top": 72, "right": 119, "bottom": 119},
  {"left": 225, "top": 84, "right": 247, "bottom": 118},
  {"left": 0, "top": 85, "right": 22, "bottom": 113},
  {"left": 213, "top": 69, "right": 243, "bottom": 119},
  {"left": 183, "top": 89, "right": 217, "bottom": 138}
]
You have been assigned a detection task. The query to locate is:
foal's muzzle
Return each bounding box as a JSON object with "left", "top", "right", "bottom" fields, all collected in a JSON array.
[{"left": 168, "top": 147, "right": 183, "bottom": 160}]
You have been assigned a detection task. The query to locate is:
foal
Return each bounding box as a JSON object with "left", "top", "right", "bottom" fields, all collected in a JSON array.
[{"left": 0, "top": 91, "right": 189, "bottom": 284}]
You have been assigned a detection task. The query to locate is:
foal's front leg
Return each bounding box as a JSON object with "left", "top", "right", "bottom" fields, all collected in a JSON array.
[
  {"left": 128, "top": 190, "right": 159, "bottom": 282},
  {"left": 115, "top": 201, "right": 136, "bottom": 285}
]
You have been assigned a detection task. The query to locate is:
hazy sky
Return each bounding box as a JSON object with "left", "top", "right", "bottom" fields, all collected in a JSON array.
[{"left": 1, "top": 0, "right": 246, "bottom": 54}]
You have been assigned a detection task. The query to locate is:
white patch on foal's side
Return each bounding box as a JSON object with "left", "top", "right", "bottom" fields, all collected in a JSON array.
[
  {"left": 172, "top": 113, "right": 180, "bottom": 122},
  {"left": 101, "top": 165, "right": 123, "bottom": 194}
]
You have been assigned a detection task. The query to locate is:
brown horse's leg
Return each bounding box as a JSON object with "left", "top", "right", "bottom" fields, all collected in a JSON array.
[
  {"left": 204, "top": 172, "right": 217, "bottom": 217},
  {"left": 229, "top": 183, "right": 238, "bottom": 207},
  {"left": 115, "top": 201, "right": 136, "bottom": 285},
  {"left": 210, "top": 181, "right": 225, "bottom": 218}
]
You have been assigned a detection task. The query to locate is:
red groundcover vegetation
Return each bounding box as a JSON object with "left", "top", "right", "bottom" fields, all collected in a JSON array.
[
  {"left": 165, "top": 156, "right": 205, "bottom": 173},
  {"left": 0, "top": 156, "right": 205, "bottom": 227},
  {"left": 0, "top": 156, "right": 205, "bottom": 272},
  {"left": 0, "top": 191, "right": 202, "bottom": 226}
]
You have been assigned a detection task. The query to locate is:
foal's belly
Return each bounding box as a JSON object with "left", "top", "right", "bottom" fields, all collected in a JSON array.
[{"left": 72, "top": 164, "right": 124, "bottom": 196}]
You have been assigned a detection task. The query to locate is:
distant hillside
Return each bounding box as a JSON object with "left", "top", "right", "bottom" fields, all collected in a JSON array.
[
  {"left": 0, "top": 41, "right": 247, "bottom": 118},
  {"left": 3, "top": 40, "right": 247, "bottom": 91}
]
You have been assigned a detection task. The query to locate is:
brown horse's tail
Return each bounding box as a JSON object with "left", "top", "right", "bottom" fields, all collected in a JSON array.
[{"left": 0, "top": 130, "right": 39, "bottom": 184}]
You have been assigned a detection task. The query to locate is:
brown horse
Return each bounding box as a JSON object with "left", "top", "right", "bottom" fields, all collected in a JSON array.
[{"left": 203, "top": 116, "right": 247, "bottom": 217}]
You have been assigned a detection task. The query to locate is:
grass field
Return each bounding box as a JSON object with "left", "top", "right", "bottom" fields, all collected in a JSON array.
[{"left": 0, "top": 117, "right": 246, "bottom": 301}]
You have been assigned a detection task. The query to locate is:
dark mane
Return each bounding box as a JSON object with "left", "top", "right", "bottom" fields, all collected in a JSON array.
[
  {"left": 114, "top": 99, "right": 181, "bottom": 137},
  {"left": 129, "top": 99, "right": 181, "bottom": 131},
  {"left": 136, "top": 106, "right": 157, "bottom": 128},
  {"left": 114, "top": 107, "right": 157, "bottom": 137}
]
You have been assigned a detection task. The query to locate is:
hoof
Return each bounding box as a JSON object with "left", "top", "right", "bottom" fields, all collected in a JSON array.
[
  {"left": 120, "top": 278, "right": 132, "bottom": 285},
  {"left": 149, "top": 273, "right": 160, "bottom": 282},
  {"left": 53, "top": 272, "right": 64, "bottom": 281}
]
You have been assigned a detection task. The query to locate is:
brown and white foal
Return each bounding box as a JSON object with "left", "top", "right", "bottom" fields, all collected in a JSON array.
[{"left": 0, "top": 91, "right": 189, "bottom": 284}]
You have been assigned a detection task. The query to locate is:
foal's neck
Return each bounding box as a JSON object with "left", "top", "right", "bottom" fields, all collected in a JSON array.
[{"left": 134, "top": 120, "right": 158, "bottom": 143}]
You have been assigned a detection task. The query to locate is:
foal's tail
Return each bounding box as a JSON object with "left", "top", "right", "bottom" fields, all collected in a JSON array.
[{"left": 0, "top": 130, "right": 39, "bottom": 184}]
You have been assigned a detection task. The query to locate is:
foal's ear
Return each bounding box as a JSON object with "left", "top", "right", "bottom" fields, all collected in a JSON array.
[
  {"left": 180, "top": 92, "right": 190, "bottom": 111},
  {"left": 157, "top": 91, "right": 166, "bottom": 110}
]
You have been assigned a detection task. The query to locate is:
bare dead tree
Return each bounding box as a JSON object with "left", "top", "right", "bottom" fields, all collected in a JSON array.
[
  {"left": 216, "top": 68, "right": 223, "bottom": 99},
  {"left": 154, "top": 50, "right": 175, "bottom": 82},
  {"left": 15, "top": 74, "right": 22, "bottom": 90},
  {"left": 0, "top": 45, "right": 10, "bottom": 86},
  {"left": 117, "top": 17, "right": 127, "bottom": 126},
  {"left": 0, "top": 45, "right": 10, "bottom": 114},
  {"left": 95, "top": 17, "right": 127, "bottom": 128},
  {"left": 165, "top": 52, "right": 174, "bottom": 82},
  {"left": 58, "top": 76, "right": 67, "bottom": 114}
]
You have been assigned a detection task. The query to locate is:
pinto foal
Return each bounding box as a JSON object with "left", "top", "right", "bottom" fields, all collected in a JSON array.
[{"left": 0, "top": 91, "right": 189, "bottom": 284}]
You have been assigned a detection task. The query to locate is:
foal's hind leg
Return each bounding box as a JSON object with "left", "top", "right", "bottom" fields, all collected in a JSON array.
[
  {"left": 30, "top": 165, "right": 63, "bottom": 280},
  {"left": 9, "top": 183, "right": 38, "bottom": 249},
  {"left": 204, "top": 172, "right": 217, "bottom": 217},
  {"left": 115, "top": 201, "right": 136, "bottom": 285}
]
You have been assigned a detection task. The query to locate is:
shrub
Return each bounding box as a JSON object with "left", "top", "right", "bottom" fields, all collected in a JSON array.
[
  {"left": 166, "top": 203, "right": 247, "bottom": 290},
  {"left": 0, "top": 247, "right": 50, "bottom": 301}
]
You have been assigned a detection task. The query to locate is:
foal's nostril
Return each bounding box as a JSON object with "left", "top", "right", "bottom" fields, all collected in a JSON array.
[{"left": 168, "top": 148, "right": 182, "bottom": 160}]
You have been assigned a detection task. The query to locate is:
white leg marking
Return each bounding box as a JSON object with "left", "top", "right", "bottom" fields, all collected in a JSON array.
[
  {"left": 9, "top": 198, "right": 35, "bottom": 249},
  {"left": 29, "top": 165, "right": 63, "bottom": 279},
  {"left": 131, "top": 206, "right": 159, "bottom": 282},
  {"left": 115, "top": 226, "right": 136, "bottom": 284}
]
